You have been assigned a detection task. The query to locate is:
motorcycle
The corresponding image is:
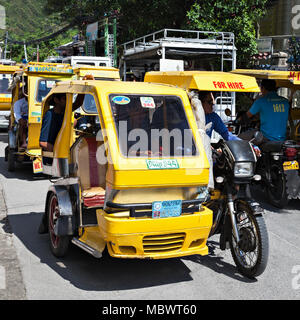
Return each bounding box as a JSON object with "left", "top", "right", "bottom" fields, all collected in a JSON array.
[
  {"left": 231, "top": 111, "right": 300, "bottom": 208},
  {"left": 256, "top": 140, "right": 300, "bottom": 208},
  {"left": 205, "top": 134, "right": 269, "bottom": 278}
]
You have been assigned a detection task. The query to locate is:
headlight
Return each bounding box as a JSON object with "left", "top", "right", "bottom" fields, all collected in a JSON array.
[{"left": 234, "top": 162, "right": 253, "bottom": 178}]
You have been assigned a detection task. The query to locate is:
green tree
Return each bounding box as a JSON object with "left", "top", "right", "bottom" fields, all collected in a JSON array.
[
  {"left": 0, "top": 0, "right": 77, "bottom": 62},
  {"left": 185, "top": 0, "right": 268, "bottom": 68},
  {"left": 43, "top": 0, "right": 269, "bottom": 67}
]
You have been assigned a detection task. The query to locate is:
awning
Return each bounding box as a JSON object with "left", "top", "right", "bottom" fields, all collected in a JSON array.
[{"left": 145, "top": 71, "right": 260, "bottom": 92}]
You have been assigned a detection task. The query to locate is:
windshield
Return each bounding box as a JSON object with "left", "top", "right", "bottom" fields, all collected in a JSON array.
[
  {"left": 36, "top": 79, "right": 58, "bottom": 102},
  {"left": 109, "top": 94, "right": 197, "bottom": 158},
  {"left": 0, "top": 75, "right": 11, "bottom": 94}
]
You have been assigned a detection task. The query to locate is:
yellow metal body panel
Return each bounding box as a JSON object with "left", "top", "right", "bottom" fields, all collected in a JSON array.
[
  {"left": 74, "top": 66, "right": 120, "bottom": 80},
  {"left": 0, "top": 65, "right": 21, "bottom": 111},
  {"left": 78, "top": 226, "right": 106, "bottom": 253},
  {"left": 145, "top": 71, "right": 260, "bottom": 92},
  {"left": 0, "top": 94, "right": 11, "bottom": 111},
  {"left": 96, "top": 207, "right": 212, "bottom": 259}
]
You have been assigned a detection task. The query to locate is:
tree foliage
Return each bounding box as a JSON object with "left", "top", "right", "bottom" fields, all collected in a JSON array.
[
  {"left": 2, "top": 0, "right": 269, "bottom": 66},
  {"left": 0, "top": 0, "right": 77, "bottom": 62},
  {"left": 185, "top": 0, "right": 268, "bottom": 67},
  {"left": 43, "top": 0, "right": 268, "bottom": 68}
]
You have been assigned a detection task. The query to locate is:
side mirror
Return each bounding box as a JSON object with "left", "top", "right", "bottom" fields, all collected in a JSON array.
[
  {"left": 224, "top": 108, "right": 232, "bottom": 117},
  {"left": 253, "top": 131, "right": 264, "bottom": 144}
]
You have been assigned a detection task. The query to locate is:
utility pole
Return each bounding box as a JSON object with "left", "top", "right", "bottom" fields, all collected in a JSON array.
[
  {"left": 23, "top": 41, "right": 28, "bottom": 62},
  {"left": 4, "top": 31, "right": 8, "bottom": 59},
  {"left": 37, "top": 44, "right": 39, "bottom": 62}
]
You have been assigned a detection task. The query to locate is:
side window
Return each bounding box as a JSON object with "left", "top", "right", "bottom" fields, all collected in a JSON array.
[
  {"left": 74, "top": 93, "right": 100, "bottom": 134},
  {"left": 82, "top": 94, "right": 98, "bottom": 114},
  {"left": 36, "top": 79, "right": 57, "bottom": 102}
]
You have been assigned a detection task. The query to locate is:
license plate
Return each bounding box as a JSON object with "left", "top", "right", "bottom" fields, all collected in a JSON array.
[
  {"left": 283, "top": 160, "right": 299, "bottom": 171},
  {"left": 152, "top": 200, "right": 182, "bottom": 219},
  {"left": 33, "top": 158, "right": 43, "bottom": 174}
]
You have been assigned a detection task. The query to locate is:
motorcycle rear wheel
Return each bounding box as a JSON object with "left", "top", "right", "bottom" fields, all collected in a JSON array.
[
  {"left": 229, "top": 202, "right": 269, "bottom": 278},
  {"left": 266, "top": 164, "right": 288, "bottom": 208}
]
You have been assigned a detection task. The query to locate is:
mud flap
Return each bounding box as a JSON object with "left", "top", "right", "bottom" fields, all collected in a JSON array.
[{"left": 285, "top": 170, "right": 300, "bottom": 199}]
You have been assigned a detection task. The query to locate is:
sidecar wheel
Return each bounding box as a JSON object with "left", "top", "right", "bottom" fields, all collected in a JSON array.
[
  {"left": 229, "top": 202, "right": 269, "bottom": 278},
  {"left": 48, "top": 193, "right": 70, "bottom": 258}
]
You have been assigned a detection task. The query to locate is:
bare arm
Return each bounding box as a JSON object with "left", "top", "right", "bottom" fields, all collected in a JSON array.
[
  {"left": 39, "top": 141, "right": 53, "bottom": 152},
  {"left": 246, "top": 111, "right": 253, "bottom": 118}
]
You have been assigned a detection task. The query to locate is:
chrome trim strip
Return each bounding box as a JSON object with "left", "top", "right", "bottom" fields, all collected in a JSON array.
[{"left": 71, "top": 238, "right": 102, "bottom": 258}]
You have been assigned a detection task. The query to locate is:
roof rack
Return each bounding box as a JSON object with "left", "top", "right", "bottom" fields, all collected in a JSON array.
[{"left": 121, "top": 29, "right": 236, "bottom": 78}]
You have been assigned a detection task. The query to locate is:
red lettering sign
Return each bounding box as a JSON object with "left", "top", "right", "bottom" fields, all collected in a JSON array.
[
  {"left": 227, "top": 82, "right": 234, "bottom": 89},
  {"left": 289, "top": 71, "right": 296, "bottom": 80},
  {"left": 34, "top": 162, "right": 41, "bottom": 170}
]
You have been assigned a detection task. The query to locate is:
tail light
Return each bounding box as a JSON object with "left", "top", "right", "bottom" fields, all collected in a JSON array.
[{"left": 285, "top": 147, "right": 298, "bottom": 160}]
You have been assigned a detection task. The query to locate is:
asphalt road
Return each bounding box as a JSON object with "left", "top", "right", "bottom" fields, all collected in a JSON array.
[{"left": 0, "top": 131, "right": 299, "bottom": 301}]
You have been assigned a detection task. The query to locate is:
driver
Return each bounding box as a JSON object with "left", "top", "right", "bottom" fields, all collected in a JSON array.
[
  {"left": 238, "top": 79, "right": 289, "bottom": 144},
  {"left": 39, "top": 93, "right": 84, "bottom": 152},
  {"left": 14, "top": 84, "right": 28, "bottom": 149},
  {"left": 198, "top": 91, "right": 240, "bottom": 141}
]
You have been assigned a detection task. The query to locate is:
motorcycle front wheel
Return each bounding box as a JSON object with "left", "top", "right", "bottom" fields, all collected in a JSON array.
[{"left": 229, "top": 202, "right": 269, "bottom": 278}]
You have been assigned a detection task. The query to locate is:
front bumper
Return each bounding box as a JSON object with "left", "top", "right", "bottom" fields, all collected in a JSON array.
[{"left": 96, "top": 207, "right": 212, "bottom": 259}]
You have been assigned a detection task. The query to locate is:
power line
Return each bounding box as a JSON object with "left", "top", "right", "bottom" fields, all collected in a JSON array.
[{"left": 5, "top": 22, "right": 76, "bottom": 45}]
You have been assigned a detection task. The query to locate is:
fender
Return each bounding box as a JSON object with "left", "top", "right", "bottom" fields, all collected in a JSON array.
[
  {"left": 45, "top": 184, "right": 77, "bottom": 236},
  {"left": 234, "top": 199, "right": 264, "bottom": 217}
]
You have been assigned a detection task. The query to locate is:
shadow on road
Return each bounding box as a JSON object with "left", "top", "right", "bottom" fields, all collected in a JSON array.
[
  {"left": 182, "top": 240, "right": 257, "bottom": 283},
  {"left": 0, "top": 156, "right": 47, "bottom": 182},
  {"left": 7, "top": 211, "right": 259, "bottom": 291},
  {"left": 250, "top": 185, "right": 300, "bottom": 214},
  {"left": 8, "top": 212, "right": 196, "bottom": 292}
]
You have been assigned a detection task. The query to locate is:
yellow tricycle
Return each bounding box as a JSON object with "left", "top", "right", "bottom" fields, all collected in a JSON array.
[
  {"left": 5, "top": 62, "right": 75, "bottom": 173},
  {"left": 0, "top": 64, "right": 21, "bottom": 129},
  {"left": 38, "top": 79, "right": 213, "bottom": 262}
]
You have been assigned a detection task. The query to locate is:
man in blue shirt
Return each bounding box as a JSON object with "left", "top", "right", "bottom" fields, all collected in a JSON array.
[
  {"left": 198, "top": 91, "right": 239, "bottom": 141},
  {"left": 239, "top": 79, "right": 289, "bottom": 142}
]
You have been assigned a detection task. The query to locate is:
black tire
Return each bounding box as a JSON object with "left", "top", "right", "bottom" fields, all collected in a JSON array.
[
  {"left": 47, "top": 193, "right": 70, "bottom": 258},
  {"left": 266, "top": 164, "right": 288, "bottom": 208},
  {"left": 7, "top": 148, "right": 15, "bottom": 172},
  {"left": 229, "top": 202, "right": 269, "bottom": 278}
]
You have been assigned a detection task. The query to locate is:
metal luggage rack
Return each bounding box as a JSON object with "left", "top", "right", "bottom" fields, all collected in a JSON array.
[
  {"left": 123, "top": 29, "right": 235, "bottom": 53},
  {"left": 121, "top": 29, "right": 236, "bottom": 78}
]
